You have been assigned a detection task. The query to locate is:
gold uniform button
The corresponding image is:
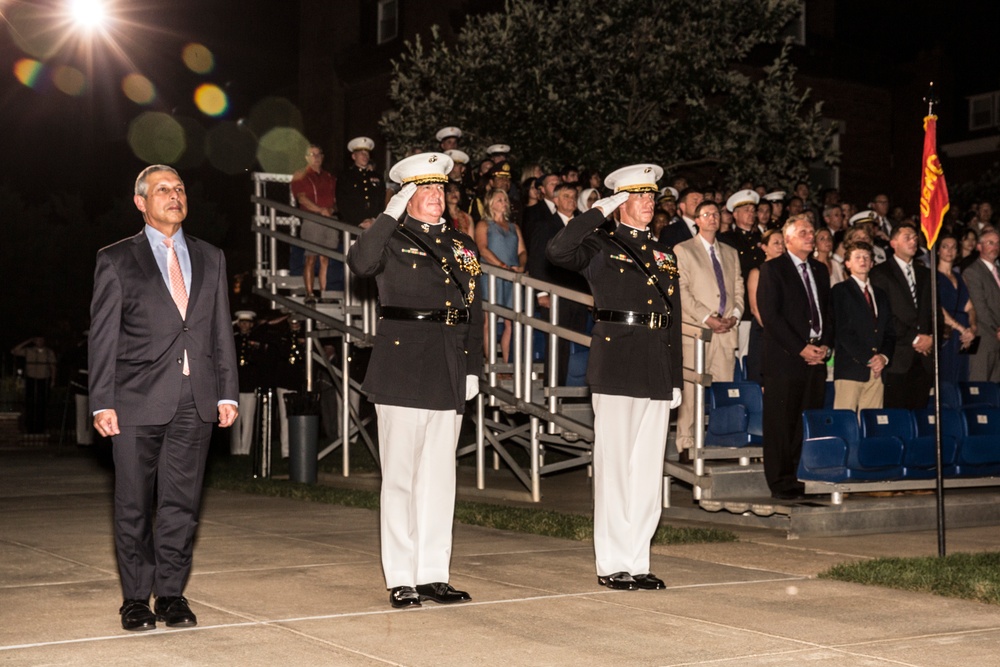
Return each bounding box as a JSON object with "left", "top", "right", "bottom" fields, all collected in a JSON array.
[
  {"left": 605, "top": 337, "right": 611, "bottom": 341},
  {"left": 648, "top": 299, "right": 653, "bottom": 305},
  {"left": 445, "top": 301, "right": 452, "bottom": 306},
  {"left": 394, "top": 340, "right": 400, "bottom": 345}
]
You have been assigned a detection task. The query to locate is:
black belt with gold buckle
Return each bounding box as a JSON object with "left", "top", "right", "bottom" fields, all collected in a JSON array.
[
  {"left": 594, "top": 309, "right": 672, "bottom": 330},
  {"left": 380, "top": 306, "right": 469, "bottom": 326}
]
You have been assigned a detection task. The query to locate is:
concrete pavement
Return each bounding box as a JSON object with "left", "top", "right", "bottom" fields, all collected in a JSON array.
[{"left": 3, "top": 445, "right": 1000, "bottom": 666}]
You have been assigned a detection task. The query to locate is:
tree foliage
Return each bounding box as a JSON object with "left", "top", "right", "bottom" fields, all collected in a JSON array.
[{"left": 380, "top": 0, "right": 838, "bottom": 188}]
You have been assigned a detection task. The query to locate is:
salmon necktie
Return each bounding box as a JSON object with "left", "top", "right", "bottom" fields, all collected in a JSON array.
[{"left": 164, "top": 237, "right": 190, "bottom": 375}]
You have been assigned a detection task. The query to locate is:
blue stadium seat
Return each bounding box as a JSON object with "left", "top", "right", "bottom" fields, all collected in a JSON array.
[
  {"left": 800, "top": 409, "right": 903, "bottom": 481},
  {"left": 959, "top": 382, "right": 1000, "bottom": 409},
  {"left": 860, "top": 409, "right": 930, "bottom": 480},
  {"left": 705, "top": 382, "right": 763, "bottom": 447},
  {"left": 958, "top": 407, "right": 1000, "bottom": 476},
  {"left": 912, "top": 408, "right": 961, "bottom": 478}
]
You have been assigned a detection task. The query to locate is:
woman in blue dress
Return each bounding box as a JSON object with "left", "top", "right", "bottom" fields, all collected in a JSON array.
[
  {"left": 936, "top": 234, "right": 978, "bottom": 383},
  {"left": 474, "top": 189, "right": 526, "bottom": 363}
]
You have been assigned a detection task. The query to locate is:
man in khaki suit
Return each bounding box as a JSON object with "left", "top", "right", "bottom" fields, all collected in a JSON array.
[{"left": 673, "top": 199, "right": 745, "bottom": 455}]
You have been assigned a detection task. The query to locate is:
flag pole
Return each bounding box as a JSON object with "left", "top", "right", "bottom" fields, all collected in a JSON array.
[{"left": 923, "top": 82, "right": 946, "bottom": 557}]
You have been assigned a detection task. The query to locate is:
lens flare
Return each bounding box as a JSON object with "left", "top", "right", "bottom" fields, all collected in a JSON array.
[
  {"left": 248, "top": 97, "right": 304, "bottom": 137},
  {"left": 257, "top": 127, "right": 310, "bottom": 174},
  {"left": 13, "top": 59, "right": 45, "bottom": 88},
  {"left": 128, "top": 112, "right": 186, "bottom": 164},
  {"left": 182, "top": 43, "right": 214, "bottom": 74},
  {"left": 206, "top": 121, "right": 257, "bottom": 174},
  {"left": 194, "top": 83, "right": 228, "bottom": 117},
  {"left": 122, "top": 73, "right": 156, "bottom": 104},
  {"left": 69, "top": 0, "right": 107, "bottom": 29},
  {"left": 52, "top": 65, "right": 87, "bottom": 96}
]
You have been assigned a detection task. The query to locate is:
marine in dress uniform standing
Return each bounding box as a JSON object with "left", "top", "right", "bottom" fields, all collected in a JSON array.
[
  {"left": 346, "top": 152, "right": 484, "bottom": 609},
  {"left": 719, "top": 189, "right": 763, "bottom": 362},
  {"left": 231, "top": 310, "right": 260, "bottom": 455},
  {"left": 547, "top": 164, "right": 683, "bottom": 591},
  {"left": 336, "top": 136, "right": 385, "bottom": 229}
]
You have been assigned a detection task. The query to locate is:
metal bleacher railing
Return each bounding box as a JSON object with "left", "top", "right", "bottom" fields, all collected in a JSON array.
[{"left": 249, "top": 172, "right": 751, "bottom": 505}]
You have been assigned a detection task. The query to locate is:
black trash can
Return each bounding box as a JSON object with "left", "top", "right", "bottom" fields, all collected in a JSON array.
[{"left": 285, "top": 391, "right": 320, "bottom": 484}]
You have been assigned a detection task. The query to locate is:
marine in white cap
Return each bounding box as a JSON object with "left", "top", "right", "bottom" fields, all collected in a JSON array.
[
  {"left": 486, "top": 143, "right": 510, "bottom": 164},
  {"left": 720, "top": 189, "right": 764, "bottom": 360},
  {"left": 764, "top": 190, "right": 786, "bottom": 225},
  {"left": 347, "top": 152, "right": 481, "bottom": 610},
  {"left": 231, "top": 310, "right": 259, "bottom": 456},
  {"left": 435, "top": 126, "right": 462, "bottom": 151},
  {"left": 336, "top": 136, "right": 385, "bottom": 231},
  {"left": 547, "top": 163, "right": 681, "bottom": 593},
  {"left": 444, "top": 149, "right": 476, "bottom": 214}
]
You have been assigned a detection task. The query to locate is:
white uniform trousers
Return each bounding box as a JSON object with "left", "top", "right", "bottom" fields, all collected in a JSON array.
[
  {"left": 276, "top": 387, "right": 292, "bottom": 458},
  {"left": 375, "top": 404, "right": 463, "bottom": 589},
  {"left": 592, "top": 393, "right": 671, "bottom": 577},
  {"left": 230, "top": 391, "right": 257, "bottom": 455}
]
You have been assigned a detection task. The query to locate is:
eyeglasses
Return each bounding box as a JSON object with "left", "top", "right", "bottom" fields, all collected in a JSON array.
[
  {"left": 698, "top": 212, "right": 720, "bottom": 219},
  {"left": 307, "top": 152, "right": 323, "bottom": 157}
]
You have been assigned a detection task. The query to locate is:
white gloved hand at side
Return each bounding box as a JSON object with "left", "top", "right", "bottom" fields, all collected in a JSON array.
[
  {"left": 668, "top": 387, "right": 682, "bottom": 410},
  {"left": 592, "top": 191, "right": 630, "bottom": 217},
  {"left": 466, "top": 374, "right": 480, "bottom": 401},
  {"left": 384, "top": 183, "right": 417, "bottom": 220}
]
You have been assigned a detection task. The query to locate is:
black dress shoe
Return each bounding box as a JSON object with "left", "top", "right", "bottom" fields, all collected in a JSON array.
[
  {"left": 415, "top": 582, "right": 471, "bottom": 604},
  {"left": 120, "top": 599, "right": 156, "bottom": 632},
  {"left": 389, "top": 586, "right": 422, "bottom": 608},
  {"left": 154, "top": 595, "right": 197, "bottom": 627},
  {"left": 633, "top": 573, "right": 666, "bottom": 590},
  {"left": 771, "top": 489, "right": 805, "bottom": 501},
  {"left": 597, "top": 572, "right": 637, "bottom": 590}
]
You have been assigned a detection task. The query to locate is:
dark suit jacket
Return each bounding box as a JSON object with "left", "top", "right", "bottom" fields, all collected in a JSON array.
[
  {"left": 527, "top": 212, "right": 589, "bottom": 295},
  {"left": 831, "top": 278, "right": 895, "bottom": 381},
  {"left": 89, "top": 230, "right": 239, "bottom": 426},
  {"left": 757, "top": 253, "right": 833, "bottom": 381},
  {"left": 869, "top": 258, "right": 933, "bottom": 376},
  {"left": 658, "top": 217, "right": 695, "bottom": 249},
  {"left": 963, "top": 258, "right": 1000, "bottom": 359}
]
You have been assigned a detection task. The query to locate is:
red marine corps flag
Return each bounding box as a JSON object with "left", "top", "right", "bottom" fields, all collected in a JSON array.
[{"left": 920, "top": 114, "right": 949, "bottom": 249}]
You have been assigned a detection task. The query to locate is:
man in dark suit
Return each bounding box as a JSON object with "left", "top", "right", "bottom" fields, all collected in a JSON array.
[
  {"left": 962, "top": 228, "right": 1000, "bottom": 381},
  {"left": 870, "top": 224, "right": 934, "bottom": 409},
  {"left": 757, "top": 215, "right": 832, "bottom": 500},
  {"left": 658, "top": 187, "right": 702, "bottom": 248},
  {"left": 527, "top": 182, "right": 590, "bottom": 384},
  {"left": 89, "top": 165, "right": 239, "bottom": 631},
  {"left": 831, "top": 241, "right": 895, "bottom": 413}
]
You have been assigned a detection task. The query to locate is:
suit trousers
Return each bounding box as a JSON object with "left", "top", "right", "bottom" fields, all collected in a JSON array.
[
  {"left": 112, "top": 377, "right": 214, "bottom": 600},
  {"left": 230, "top": 391, "right": 257, "bottom": 455},
  {"left": 375, "top": 404, "right": 463, "bottom": 589},
  {"left": 762, "top": 365, "right": 826, "bottom": 494},
  {"left": 592, "top": 393, "right": 670, "bottom": 577},
  {"left": 882, "top": 360, "right": 932, "bottom": 410},
  {"left": 676, "top": 335, "right": 736, "bottom": 452}
]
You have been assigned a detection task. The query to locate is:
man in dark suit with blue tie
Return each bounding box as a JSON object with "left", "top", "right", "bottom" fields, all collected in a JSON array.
[
  {"left": 89, "top": 165, "right": 239, "bottom": 631},
  {"left": 757, "top": 215, "right": 832, "bottom": 500},
  {"left": 831, "top": 241, "right": 895, "bottom": 412}
]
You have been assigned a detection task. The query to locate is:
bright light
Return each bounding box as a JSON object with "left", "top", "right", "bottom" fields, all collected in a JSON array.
[{"left": 68, "top": 0, "right": 106, "bottom": 29}]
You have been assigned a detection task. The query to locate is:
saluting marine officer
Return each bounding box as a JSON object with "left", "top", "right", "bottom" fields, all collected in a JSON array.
[
  {"left": 547, "top": 164, "right": 682, "bottom": 592},
  {"left": 347, "top": 152, "right": 483, "bottom": 609}
]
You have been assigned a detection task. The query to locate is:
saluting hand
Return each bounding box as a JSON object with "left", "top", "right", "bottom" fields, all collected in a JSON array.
[{"left": 384, "top": 183, "right": 417, "bottom": 220}]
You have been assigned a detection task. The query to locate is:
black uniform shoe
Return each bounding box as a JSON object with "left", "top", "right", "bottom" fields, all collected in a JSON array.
[
  {"left": 389, "top": 586, "right": 422, "bottom": 608},
  {"left": 119, "top": 599, "right": 156, "bottom": 632},
  {"left": 597, "top": 572, "right": 637, "bottom": 590},
  {"left": 771, "top": 489, "right": 805, "bottom": 501},
  {"left": 633, "top": 573, "right": 666, "bottom": 590},
  {"left": 415, "top": 582, "right": 471, "bottom": 604},
  {"left": 154, "top": 595, "right": 197, "bottom": 627}
]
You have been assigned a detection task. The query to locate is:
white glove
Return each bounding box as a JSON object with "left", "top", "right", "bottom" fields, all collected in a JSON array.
[
  {"left": 668, "top": 387, "right": 682, "bottom": 410},
  {"left": 465, "top": 374, "right": 480, "bottom": 401},
  {"left": 593, "top": 191, "right": 630, "bottom": 217},
  {"left": 384, "top": 183, "right": 417, "bottom": 220}
]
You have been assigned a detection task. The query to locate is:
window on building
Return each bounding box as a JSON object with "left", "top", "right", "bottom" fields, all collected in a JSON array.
[
  {"left": 968, "top": 92, "right": 996, "bottom": 132},
  {"left": 377, "top": 0, "right": 399, "bottom": 45}
]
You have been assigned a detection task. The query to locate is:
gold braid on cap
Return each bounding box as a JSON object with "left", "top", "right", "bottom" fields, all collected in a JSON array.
[
  {"left": 616, "top": 183, "right": 659, "bottom": 194},
  {"left": 732, "top": 198, "right": 756, "bottom": 208},
  {"left": 402, "top": 173, "right": 449, "bottom": 185}
]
